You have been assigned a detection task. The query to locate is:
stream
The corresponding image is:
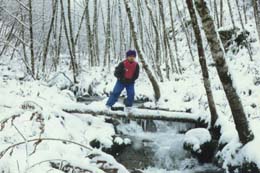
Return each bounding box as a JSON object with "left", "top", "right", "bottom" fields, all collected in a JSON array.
[
  {"left": 116, "top": 120, "right": 224, "bottom": 173},
  {"left": 79, "top": 96, "right": 225, "bottom": 173}
]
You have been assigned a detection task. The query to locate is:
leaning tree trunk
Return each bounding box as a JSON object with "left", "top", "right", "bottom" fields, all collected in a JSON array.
[
  {"left": 124, "top": 0, "right": 161, "bottom": 101},
  {"left": 195, "top": 0, "right": 254, "bottom": 145},
  {"left": 186, "top": 0, "right": 218, "bottom": 135}
]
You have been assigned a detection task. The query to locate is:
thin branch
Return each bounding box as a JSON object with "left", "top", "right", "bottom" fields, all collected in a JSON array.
[
  {"left": 15, "top": 0, "right": 30, "bottom": 11},
  {"left": 0, "top": 138, "right": 92, "bottom": 159},
  {"left": 0, "top": 7, "right": 29, "bottom": 30}
]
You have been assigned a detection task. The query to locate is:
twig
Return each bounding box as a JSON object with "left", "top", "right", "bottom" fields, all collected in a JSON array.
[
  {"left": 13, "top": 124, "right": 26, "bottom": 141},
  {"left": 0, "top": 138, "right": 92, "bottom": 159}
]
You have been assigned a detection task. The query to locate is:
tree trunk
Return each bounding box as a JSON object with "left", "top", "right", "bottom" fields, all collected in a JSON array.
[
  {"left": 104, "top": 0, "right": 111, "bottom": 69},
  {"left": 227, "top": 0, "right": 236, "bottom": 29},
  {"left": 174, "top": 0, "right": 195, "bottom": 61},
  {"left": 144, "top": 0, "right": 164, "bottom": 82},
  {"left": 28, "top": 0, "right": 35, "bottom": 76},
  {"left": 195, "top": 0, "right": 254, "bottom": 145},
  {"left": 157, "top": 0, "right": 170, "bottom": 79},
  {"left": 67, "top": 0, "right": 78, "bottom": 72},
  {"left": 118, "top": 0, "right": 125, "bottom": 62},
  {"left": 253, "top": 0, "right": 260, "bottom": 45},
  {"left": 85, "top": 0, "right": 94, "bottom": 67},
  {"left": 220, "top": 0, "right": 223, "bottom": 26},
  {"left": 124, "top": 0, "right": 161, "bottom": 101},
  {"left": 19, "top": 7, "right": 30, "bottom": 73},
  {"left": 93, "top": 0, "right": 99, "bottom": 66},
  {"left": 243, "top": 0, "right": 247, "bottom": 24},
  {"left": 168, "top": 0, "right": 182, "bottom": 74},
  {"left": 186, "top": 0, "right": 218, "bottom": 132},
  {"left": 235, "top": 0, "right": 245, "bottom": 29},
  {"left": 214, "top": 0, "right": 220, "bottom": 28},
  {"left": 60, "top": 0, "right": 77, "bottom": 83},
  {"left": 42, "top": 0, "right": 57, "bottom": 72}
]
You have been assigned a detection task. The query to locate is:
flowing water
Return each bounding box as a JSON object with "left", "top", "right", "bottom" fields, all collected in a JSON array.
[{"left": 117, "top": 120, "right": 225, "bottom": 173}]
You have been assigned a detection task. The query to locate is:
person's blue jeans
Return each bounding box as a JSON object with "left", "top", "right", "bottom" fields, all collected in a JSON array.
[{"left": 106, "top": 80, "right": 135, "bottom": 107}]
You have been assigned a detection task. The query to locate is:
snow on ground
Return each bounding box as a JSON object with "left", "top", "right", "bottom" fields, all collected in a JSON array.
[{"left": 0, "top": 79, "right": 128, "bottom": 173}]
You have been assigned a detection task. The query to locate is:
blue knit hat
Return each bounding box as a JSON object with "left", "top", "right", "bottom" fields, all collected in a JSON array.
[{"left": 126, "top": 50, "right": 137, "bottom": 57}]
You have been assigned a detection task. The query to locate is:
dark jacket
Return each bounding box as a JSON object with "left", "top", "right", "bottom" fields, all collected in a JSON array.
[{"left": 114, "top": 61, "right": 140, "bottom": 84}]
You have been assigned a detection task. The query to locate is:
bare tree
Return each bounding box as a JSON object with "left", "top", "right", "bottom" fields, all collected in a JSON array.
[
  {"left": 67, "top": 0, "right": 78, "bottom": 72},
  {"left": 84, "top": 0, "right": 94, "bottom": 67},
  {"left": 158, "top": 0, "right": 179, "bottom": 79},
  {"left": 195, "top": 0, "right": 254, "bottom": 145},
  {"left": 174, "top": 0, "right": 195, "bottom": 61},
  {"left": 93, "top": 0, "right": 99, "bottom": 66},
  {"left": 104, "top": 0, "right": 111, "bottom": 68},
  {"left": 168, "top": 0, "right": 182, "bottom": 74},
  {"left": 144, "top": 0, "right": 164, "bottom": 82},
  {"left": 60, "top": 0, "right": 77, "bottom": 83},
  {"left": 186, "top": 0, "right": 218, "bottom": 133},
  {"left": 28, "top": 0, "right": 35, "bottom": 76},
  {"left": 42, "top": 0, "right": 58, "bottom": 72}
]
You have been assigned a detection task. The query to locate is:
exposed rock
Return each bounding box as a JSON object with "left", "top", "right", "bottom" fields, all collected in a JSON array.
[
  {"left": 218, "top": 27, "right": 251, "bottom": 53},
  {"left": 183, "top": 128, "right": 218, "bottom": 163},
  {"left": 90, "top": 136, "right": 132, "bottom": 158}
]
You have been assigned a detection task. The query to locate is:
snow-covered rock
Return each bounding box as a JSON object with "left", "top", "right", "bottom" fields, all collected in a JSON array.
[{"left": 184, "top": 128, "right": 212, "bottom": 153}]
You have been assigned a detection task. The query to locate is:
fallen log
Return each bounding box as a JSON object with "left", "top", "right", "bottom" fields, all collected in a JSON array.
[{"left": 63, "top": 106, "right": 204, "bottom": 124}]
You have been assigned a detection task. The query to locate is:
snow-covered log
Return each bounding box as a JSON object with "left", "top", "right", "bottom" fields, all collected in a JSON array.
[{"left": 63, "top": 106, "right": 203, "bottom": 124}]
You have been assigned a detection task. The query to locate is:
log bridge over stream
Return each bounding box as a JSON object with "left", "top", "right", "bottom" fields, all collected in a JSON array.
[{"left": 63, "top": 105, "right": 208, "bottom": 129}]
